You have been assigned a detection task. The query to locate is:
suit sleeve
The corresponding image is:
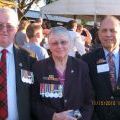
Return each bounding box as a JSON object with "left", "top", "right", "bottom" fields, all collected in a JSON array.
[
  {"left": 81, "top": 54, "right": 100, "bottom": 120},
  {"left": 80, "top": 62, "right": 94, "bottom": 120}
]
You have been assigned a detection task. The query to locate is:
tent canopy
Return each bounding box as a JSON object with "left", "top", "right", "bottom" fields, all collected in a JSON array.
[{"left": 41, "top": 0, "right": 120, "bottom": 16}]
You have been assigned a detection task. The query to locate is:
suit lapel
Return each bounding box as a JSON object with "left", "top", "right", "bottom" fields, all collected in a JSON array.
[
  {"left": 13, "top": 45, "right": 31, "bottom": 120},
  {"left": 13, "top": 45, "right": 23, "bottom": 119},
  {"left": 47, "top": 57, "right": 58, "bottom": 77},
  {"left": 117, "top": 53, "right": 120, "bottom": 86},
  {"left": 64, "top": 57, "right": 77, "bottom": 96},
  {"left": 96, "top": 48, "right": 113, "bottom": 92}
]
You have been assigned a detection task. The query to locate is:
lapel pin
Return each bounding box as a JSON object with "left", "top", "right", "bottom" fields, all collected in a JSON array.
[
  {"left": 19, "top": 63, "right": 23, "bottom": 67},
  {"left": 71, "top": 70, "right": 74, "bottom": 73}
]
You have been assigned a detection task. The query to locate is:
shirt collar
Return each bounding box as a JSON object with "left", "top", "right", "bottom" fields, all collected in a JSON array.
[
  {"left": 28, "top": 42, "right": 40, "bottom": 47},
  {"left": 0, "top": 43, "right": 14, "bottom": 54},
  {"left": 103, "top": 46, "right": 119, "bottom": 58}
]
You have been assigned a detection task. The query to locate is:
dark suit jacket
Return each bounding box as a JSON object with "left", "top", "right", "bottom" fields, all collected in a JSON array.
[
  {"left": 82, "top": 48, "right": 120, "bottom": 120},
  {"left": 32, "top": 56, "right": 93, "bottom": 120},
  {"left": 13, "top": 44, "right": 36, "bottom": 120}
]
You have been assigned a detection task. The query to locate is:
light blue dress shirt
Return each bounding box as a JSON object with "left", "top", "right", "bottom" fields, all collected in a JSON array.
[{"left": 23, "top": 42, "right": 49, "bottom": 61}]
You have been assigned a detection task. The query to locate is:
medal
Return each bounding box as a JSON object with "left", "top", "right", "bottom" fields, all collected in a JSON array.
[
  {"left": 50, "top": 92, "right": 54, "bottom": 98},
  {"left": 45, "top": 92, "right": 49, "bottom": 97}
]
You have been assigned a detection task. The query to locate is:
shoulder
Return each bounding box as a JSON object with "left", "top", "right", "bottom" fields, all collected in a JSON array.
[
  {"left": 34, "top": 57, "right": 51, "bottom": 66},
  {"left": 13, "top": 44, "right": 37, "bottom": 70},
  {"left": 33, "top": 57, "right": 51, "bottom": 72},
  {"left": 40, "top": 46, "right": 48, "bottom": 52},
  {"left": 15, "top": 31, "right": 26, "bottom": 38},
  {"left": 14, "top": 44, "right": 36, "bottom": 59},
  {"left": 68, "top": 56, "right": 88, "bottom": 70},
  {"left": 82, "top": 48, "right": 103, "bottom": 61}
]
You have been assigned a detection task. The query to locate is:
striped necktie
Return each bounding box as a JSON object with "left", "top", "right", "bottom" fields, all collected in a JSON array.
[
  {"left": 0, "top": 49, "right": 8, "bottom": 119},
  {"left": 108, "top": 52, "right": 117, "bottom": 90}
]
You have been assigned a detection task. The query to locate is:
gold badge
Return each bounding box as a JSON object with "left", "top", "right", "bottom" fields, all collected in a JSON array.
[
  {"left": 96, "top": 59, "right": 106, "bottom": 64},
  {"left": 43, "top": 75, "right": 58, "bottom": 81}
]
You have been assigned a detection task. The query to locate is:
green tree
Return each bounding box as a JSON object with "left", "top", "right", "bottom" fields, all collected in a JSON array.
[
  {"left": 0, "top": 0, "right": 16, "bottom": 8},
  {"left": 46, "top": 0, "right": 58, "bottom": 4},
  {"left": 0, "top": 0, "right": 40, "bottom": 20},
  {"left": 17, "top": 0, "right": 40, "bottom": 20}
]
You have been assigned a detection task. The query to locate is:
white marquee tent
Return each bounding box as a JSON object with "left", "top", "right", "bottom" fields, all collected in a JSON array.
[{"left": 41, "top": 0, "right": 120, "bottom": 16}]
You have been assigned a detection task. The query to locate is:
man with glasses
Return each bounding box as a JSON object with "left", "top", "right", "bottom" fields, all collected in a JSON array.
[{"left": 0, "top": 7, "right": 36, "bottom": 120}]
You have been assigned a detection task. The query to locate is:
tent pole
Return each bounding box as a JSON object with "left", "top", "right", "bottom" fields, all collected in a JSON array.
[
  {"left": 94, "top": 14, "right": 97, "bottom": 24},
  {"left": 73, "top": 15, "right": 77, "bottom": 20}
]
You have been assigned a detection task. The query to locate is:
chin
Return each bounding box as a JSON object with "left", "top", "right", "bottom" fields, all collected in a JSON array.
[{"left": 55, "top": 55, "right": 67, "bottom": 59}]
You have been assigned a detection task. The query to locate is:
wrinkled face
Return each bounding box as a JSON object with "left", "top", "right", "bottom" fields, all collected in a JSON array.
[
  {"left": 0, "top": 11, "right": 18, "bottom": 48},
  {"left": 48, "top": 33, "right": 70, "bottom": 59},
  {"left": 98, "top": 18, "right": 120, "bottom": 51}
]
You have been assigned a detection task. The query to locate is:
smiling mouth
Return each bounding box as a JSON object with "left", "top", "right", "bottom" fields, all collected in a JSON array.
[
  {"left": 104, "top": 39, "right": 113, "bottom": 41},
  {"left": 2, "top": 34, "right": 8, "bottom": 36}
]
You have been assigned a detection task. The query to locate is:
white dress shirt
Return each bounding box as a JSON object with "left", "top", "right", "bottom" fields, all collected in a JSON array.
[
  {"left": 68, "top": 30, "right": 86, "bottom": 57},
  {"left": 0, "top": 43, "right": 18, "bottom": 120}
]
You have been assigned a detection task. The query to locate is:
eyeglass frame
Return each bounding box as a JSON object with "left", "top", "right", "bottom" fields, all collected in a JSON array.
[
  {"left": 49, "top": 40, "right": 69, "bottom": 46},
  {"left": 0, "top": 22, "right": 17, "bottom": 31}
]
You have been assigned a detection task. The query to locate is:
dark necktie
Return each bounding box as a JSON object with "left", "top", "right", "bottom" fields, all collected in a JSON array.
[
  {"left": 0, "top": 49, "right": 8, "bottom": 119},
  {"left": 108, "top": 52, "right": 117, "bottom": 90}
]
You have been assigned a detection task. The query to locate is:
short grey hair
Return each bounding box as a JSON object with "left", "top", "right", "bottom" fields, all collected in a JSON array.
[
  {"left": 0, "top": 7, "right": 19, "bottom": 26},
  {"left": 48, "top": 26, "right": 71, "bottom": 41}
]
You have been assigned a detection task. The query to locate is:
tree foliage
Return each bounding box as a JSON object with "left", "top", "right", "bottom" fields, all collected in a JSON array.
[
  {"left": 17, "top": 0, "right": 40, "bottom": 20},
  {"left": 46, "top": 0, "right": 57, "bottom": 4},
  {"left": 0, "top": 0, "right": 40, "bottom": 20},
  {"left": 0, "top": 0, "right": 16, "bottom": 8}
]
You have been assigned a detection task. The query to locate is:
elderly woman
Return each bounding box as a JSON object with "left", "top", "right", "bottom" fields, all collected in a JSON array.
[{"left": 32, "top": 26, "right": 93, "bottom": 120}]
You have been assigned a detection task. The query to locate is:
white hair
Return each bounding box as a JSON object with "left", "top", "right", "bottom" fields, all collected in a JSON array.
[
  {"left": 0, "top": 7, "right": 19, "bottom": 26},
  {"left": 48, "top": 26, "right": 71, "bottom": 40}
]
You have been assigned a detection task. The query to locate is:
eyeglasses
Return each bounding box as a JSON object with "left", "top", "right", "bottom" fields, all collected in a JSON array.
[
  {"left": 0, "top": 23, "right": 16, "bottom": 31},
  {"left": 49, "top": 40, "right": 68, "bottom": 46}
]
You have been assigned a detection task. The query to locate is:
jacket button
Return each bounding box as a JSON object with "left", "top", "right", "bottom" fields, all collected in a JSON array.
[
  {"left": 64, "top": 99, "right": 67, "bottom": 103},
  {"left": 110, "top": 96, "right": 114, "bottom": 99}
]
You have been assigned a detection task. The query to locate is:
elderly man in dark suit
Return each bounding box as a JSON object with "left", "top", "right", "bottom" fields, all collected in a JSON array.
[
  {"left": 82, "top": 16, "right": 120, "bottom": 120},
  {"left": 32, "top": 26, "right": 93, "bottom": 120},
  {"left": 0, "top": 8, "right": 36, "bottom": 120}
]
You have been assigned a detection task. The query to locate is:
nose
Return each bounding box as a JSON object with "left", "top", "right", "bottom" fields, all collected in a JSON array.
[
  {"left": 57, "top": 43, "right": 63, "bottom": 48},
  {"left": 106, "top": 30, "right": 112, "bottom": 36},
  {"left": 2, "top": 25, "right": 8, "bottom": 33}
]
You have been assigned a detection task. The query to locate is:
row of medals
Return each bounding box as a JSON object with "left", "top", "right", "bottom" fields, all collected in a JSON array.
[{"left": 40, "top": 83, "right": 63, "bottom": 98}]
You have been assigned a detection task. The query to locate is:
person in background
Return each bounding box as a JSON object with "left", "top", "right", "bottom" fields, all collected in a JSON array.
[
  {"left": 15, "top": 19, "right": 29, "bottom": 46},
  {"left": 89, "top": 23, "right": 102, "bottom": 51},
  {"left": 35, "top": 17, "right": 43, "bottom": 26},
  {"left": 32, "top": 26, "right": 93, "bottom": 120},
  {"left": 23, "top": 23, "right": 49, "bottom": 60},
  {"left": 0, "top": 7, "right": 36, "bottom": 120},
  {"left": 67, "top": 20, "right": 86, "bottom": 57},
  {"left": 90, "top": 23, "right": 99, "bottom": 45},
  {"left": 82, "top": 16, "right": 120, "bottom": 120},
  {"left": 76, "top": 24, "right": 92, "bottom": 52}
]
